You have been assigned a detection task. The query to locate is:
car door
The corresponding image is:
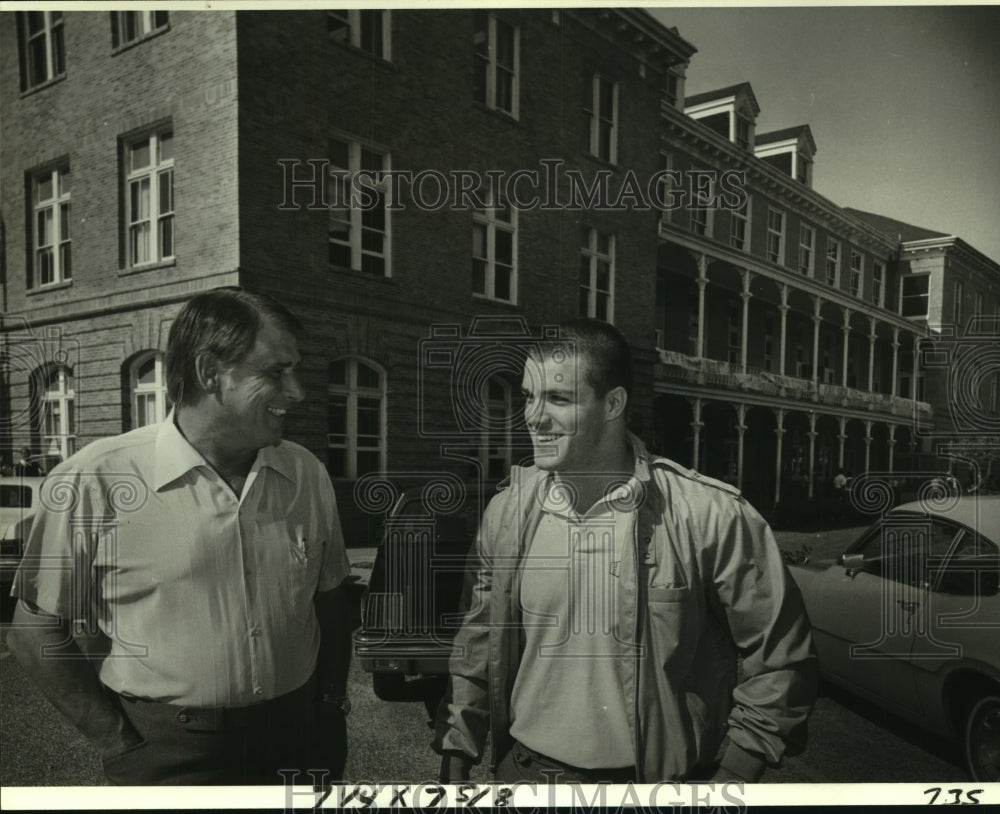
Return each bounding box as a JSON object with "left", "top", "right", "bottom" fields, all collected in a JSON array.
[{"left": 806, "top": 515, "right": 961, "bottom": 716}]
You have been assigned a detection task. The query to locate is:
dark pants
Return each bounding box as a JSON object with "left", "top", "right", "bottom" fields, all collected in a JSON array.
[
  {"left": 495, "top": 740, "right": 636, "bottom": 784},
  {"left": 103, "top": 677, "right": 346, "bottom": 786}
]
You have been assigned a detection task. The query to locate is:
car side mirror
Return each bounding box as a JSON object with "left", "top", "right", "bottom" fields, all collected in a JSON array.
[{"left": 842, "top": 552, "right": 866, "bottom": 577}]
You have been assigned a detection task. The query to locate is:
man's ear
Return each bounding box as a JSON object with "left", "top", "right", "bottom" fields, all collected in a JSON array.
[
  {"left": 605, "top": 386, "right": 628, "bottom": 422},
  {"left": 193, "top": 352, "right": 222, "bottom": 396}
]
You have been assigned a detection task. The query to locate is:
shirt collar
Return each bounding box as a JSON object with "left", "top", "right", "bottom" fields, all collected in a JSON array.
[{"left": 152, "top": 411, "right": 297, "bottom": 491}]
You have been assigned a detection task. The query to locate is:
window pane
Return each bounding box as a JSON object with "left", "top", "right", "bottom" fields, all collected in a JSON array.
[
  {"left": 495, "top": 229, "right": 512, "bottom": 264},
  {"left": 357, "top": 451, "right": 380, "bottom": 479},
  {"left": 360, "top": 11, "right": 383, "bottom": 57},
  {"left": 327, "top": 449, "right": 346, "bottom": 478},
  {"left": 27, "top": 11, "right": 45, "bottom": 33},
  {"left": 328, "top": 394, "right": 347, "bottom": 434},
  {"left": 472, "top": 223, "right": 486, "bottom": 258},
  {"left": 329, "top": 242, "right": 351, "bottom": 267},
  {"left": 37, "top": 173, "right": 53, "bottom": 201},
  {"left": 360, "top": 148, "right": 383, "bottom": 174},
  {"left": 159, "top": 171, "right": 173, "bottom": 214},
  {"left": 596, "top": 232, "right": 610, "bottom": 255},
  {"left": 159, "top": 217, "right": 173, "bottom": 258},
  {"left": 358, "top": 397, "right": 381, "bottom": 436},
  {"left": 361, "top": 254, "right": 385, "bottom": 276},
  {"left": 357, "top": 363, "right": 380, "bottom": 390},
  {"left": 495, "top": 266, "right": 511, "bottom": 301},
  {"left": 130, "top": 139, "right": 151, "bottom": 171},
  {"left": 158, "top": 134, "right": 173, "bottom": 163},
  {"left": 130, "top": 179, "right": 150, "bottom": 221}
]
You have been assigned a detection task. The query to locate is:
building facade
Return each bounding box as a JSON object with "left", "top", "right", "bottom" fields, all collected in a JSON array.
[{"left": 2, "top": 9, "right": 998, "bottom": 526}]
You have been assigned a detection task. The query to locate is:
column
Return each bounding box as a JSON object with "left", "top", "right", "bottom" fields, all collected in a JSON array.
[
  {"left": 779, "top": 284, "right": 789, "bottom": 377},
  {"left": 891, "top": 326, "right": 900, "bottom": 397},
  {"left": 696, "top": 254, "right": 708, "bottom": 358},
  {"left": 736, "top": 403, "right": 747, "bottom": 490},
  {"left": 888, "top": 425, "right": 897, "bottom": 473},
  {"left": 812, "top": 297, "right": 822, "bottom": 387},
  {"left": 863, "top": 419, "right": 873, "bottom": 473},
  {"left": 774, "top": 408, "right": 786, "bottom": 505},
  {"left": 740, "top": 269, "right": 753, "bottom": 372},
  {"left": 867, "top": 316, "right": 877, "bottom": 393},
  {"left": 841, "top": 306, "right": 851, "bottom": 388},
  {"left": 911, "top": 331, "right": 920, "bottom": 401},
  {"left": 691, "top": 397, "right": 703, "bottom": 471},
  {"left": 807, "top": 411, "right": 818, "bottom": 499},
  {"left": 837, "top": 415, "right": 848, "bottom": 469}
]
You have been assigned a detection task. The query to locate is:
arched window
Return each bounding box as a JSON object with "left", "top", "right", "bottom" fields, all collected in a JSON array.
[
  {"left": 328, "top": 357, "right": 386, "bottom": 479},
  {"left": 130, "top": 351, "right": 168, "bottom": 428},
  {"left": 480, "top": 377, "right": 512, "bottom": 480},
  {"left": 38, "top": 365, "right": 75, "bottom": 460}
]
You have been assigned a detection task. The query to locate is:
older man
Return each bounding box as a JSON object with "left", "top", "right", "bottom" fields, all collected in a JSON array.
[
  {"left": 9, "top": 287, "right": 352, "bottom": 785},
  {"left": 434, "top": 318, "right": 816, "bottom": 783}
]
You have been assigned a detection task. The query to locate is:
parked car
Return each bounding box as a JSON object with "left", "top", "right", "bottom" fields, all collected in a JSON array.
[
  {"left": 354, "top": 484, "right": 491, "bottom": 714},
  {"left": 0, "top": 476, "right": 45, "bottom": 587},
  {"left": 787, "top": 496, "right": 1000, "bottom": 781}
]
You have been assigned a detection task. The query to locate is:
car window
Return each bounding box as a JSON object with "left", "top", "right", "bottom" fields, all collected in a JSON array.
[
  {"left": 0, "top": 484, "right": 33, "bottom": 509},
  {"left": 935, "top": 532, "right": 1000, "bottom": 596},
  {"left": 858, "top": 517, "right": 960, "bottom": 587}
]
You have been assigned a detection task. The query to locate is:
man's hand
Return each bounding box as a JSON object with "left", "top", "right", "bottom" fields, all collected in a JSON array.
[
  {"left": 439, "top": 753, "right": 472, "bottom": 783},
  {"left": 7, "top": 601, "right": 142, "bottom": 759}
]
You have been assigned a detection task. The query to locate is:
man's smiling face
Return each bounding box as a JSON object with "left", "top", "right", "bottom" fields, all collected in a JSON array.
[
  {"left": 521, "top": 350, "right": 610, "bottom": 473},
  {"left": 215, "top": 316, "right": 305, "bottom": 454}
]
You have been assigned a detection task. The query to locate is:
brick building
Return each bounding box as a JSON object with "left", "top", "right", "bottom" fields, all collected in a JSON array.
[{"left": 2, "top": 9, "right": 998, "bottom": 522}]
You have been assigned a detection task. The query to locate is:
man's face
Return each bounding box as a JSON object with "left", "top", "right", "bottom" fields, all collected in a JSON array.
[
  {"left": 521, "top": 351, "right": 609, "bottom": 473},
  {"left": 215, "top": 317, "right": 305, "bottom": 453}
]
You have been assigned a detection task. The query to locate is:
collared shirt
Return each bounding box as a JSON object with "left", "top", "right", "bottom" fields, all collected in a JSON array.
[
  {"left": 508, "top": 453, "right": 651, "bottom": 769},
  {"left": 13, "top": 417, "right": 349, "bottom": 707}
]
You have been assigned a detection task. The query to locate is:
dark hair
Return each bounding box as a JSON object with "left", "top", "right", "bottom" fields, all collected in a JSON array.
[
  {"left": 532, "top": 318, "right": 633, "bottom": 404},
  {"left": 166, "top": 287, "right": 304, "bottom": 406}
]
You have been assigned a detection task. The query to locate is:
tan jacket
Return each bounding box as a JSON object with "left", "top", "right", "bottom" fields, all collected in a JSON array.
[{"left": 433, "top": 434, "right": 817, "bottom": 781}]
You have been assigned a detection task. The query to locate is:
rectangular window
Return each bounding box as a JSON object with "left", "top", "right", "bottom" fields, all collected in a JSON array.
[
  {"left": 587, "top": 74, "right": 618, "bottom": 163},
  {"left": 763, "top": 312, "right": 777, "bottom": 372},
  {"left": 729, "top": 196, "right": 749, "bottom": 251},
  {"left": 690, "top": 176, "right": 712, "bottom": 237},
  {"left": 328, "top": 137, "right": 391, "bottom": 277},
  {"left": 796, "top": 155, "right": 810, "bottom": 185},
  {"left": 900, "top": 274, "right": 929, "bottom": 317},
  {"left": 953, "top": 280, "right": 963, "bottom": 328},
  {"left": 328, "top": 10, "right": 391, "bottom": 59},
  {"left": 112, "top": 11, "right": 169, "bottom": 48},
  {"left": 664, "top": 70, "right": 681, "bottom": 108},
  {"left": 472, "top": 193, "right": 516, "bottom": 303},
  {"left": 850, "top": 250, "right": 864, "bottom": 298},
  {"left": 579, "top": 227, "right": 614, "bottom": 322},
  {"left": 727, "top": 300, "right": 742, "bottom": 365},
  {"left": 473, "top": 12, "right": 518, "bottom": 116},
  {"left": 826, "top": 239, "right": 841, "bottom": 287},
  {"left": 766, "top": 208, "right": 785, "bottom": 265},
  {"left": 798, "top": 224, "right": 815, "bottom": 276},
  {"left": 872, "top": 262, "right": 885, "bottom": 307},
  {"left": 30, "top": 165, "right": 72, "bottom": 289},
  {"left": 18, "top": 11, "right": 65, "bottom": 90},
  {"left": 125, "top": 130, "right": 174, "bottom": 267}
]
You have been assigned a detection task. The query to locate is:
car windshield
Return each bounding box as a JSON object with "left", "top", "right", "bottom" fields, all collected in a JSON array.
[{"left": 0, "top": 484, "right": 33, "bottom": 509}]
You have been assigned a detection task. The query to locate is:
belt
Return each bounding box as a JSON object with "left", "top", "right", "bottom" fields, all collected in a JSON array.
[
  {"left": 115, "top": 675, "right": 317, "bottom": 732},
  {"left": 512, "top": 740, "right": 637, "bottom": 784}
]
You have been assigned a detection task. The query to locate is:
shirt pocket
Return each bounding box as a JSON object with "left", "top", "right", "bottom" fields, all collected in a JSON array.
[{"left": 645, "top": 585, "right": 698, "bottom": 671}]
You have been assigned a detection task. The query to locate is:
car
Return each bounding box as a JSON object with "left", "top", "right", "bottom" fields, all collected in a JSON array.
[
  {"left": 787, "top": 495, "right": 1000, "bottom": 781},
  {"left": 0, "top": 476, "right": 46, "bottom": 587},
  {"left": 354, "top": 484, "right": 491, "bottom": 714}
]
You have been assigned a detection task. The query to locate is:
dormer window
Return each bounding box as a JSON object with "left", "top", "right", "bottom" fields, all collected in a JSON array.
[
  {"left": 684, "top": 83, "right": 759, "bottom": 150},
  {"left": 754, "top": 125, "right": 816, "bottom": 188}
]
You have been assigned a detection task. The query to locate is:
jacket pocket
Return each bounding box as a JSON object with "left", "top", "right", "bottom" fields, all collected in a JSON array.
[{"left": 648, "top": 587, "right": 687, "bottom": 603}]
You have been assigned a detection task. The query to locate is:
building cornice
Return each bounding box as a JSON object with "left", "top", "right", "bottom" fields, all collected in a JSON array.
[
  {"left": 661, "top": 102, "right": 897, "bottom": 257},
  {"left": 570, "top": 8, "right": 697, "bottom": 74},
  {"left": 901, "top": 236, "right": 1000, "bottom": 283}
]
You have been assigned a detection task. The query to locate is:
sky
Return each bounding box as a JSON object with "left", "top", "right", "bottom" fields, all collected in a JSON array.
[{"left": 647, "top": 3, "right": 1000, "bottom": 264}]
